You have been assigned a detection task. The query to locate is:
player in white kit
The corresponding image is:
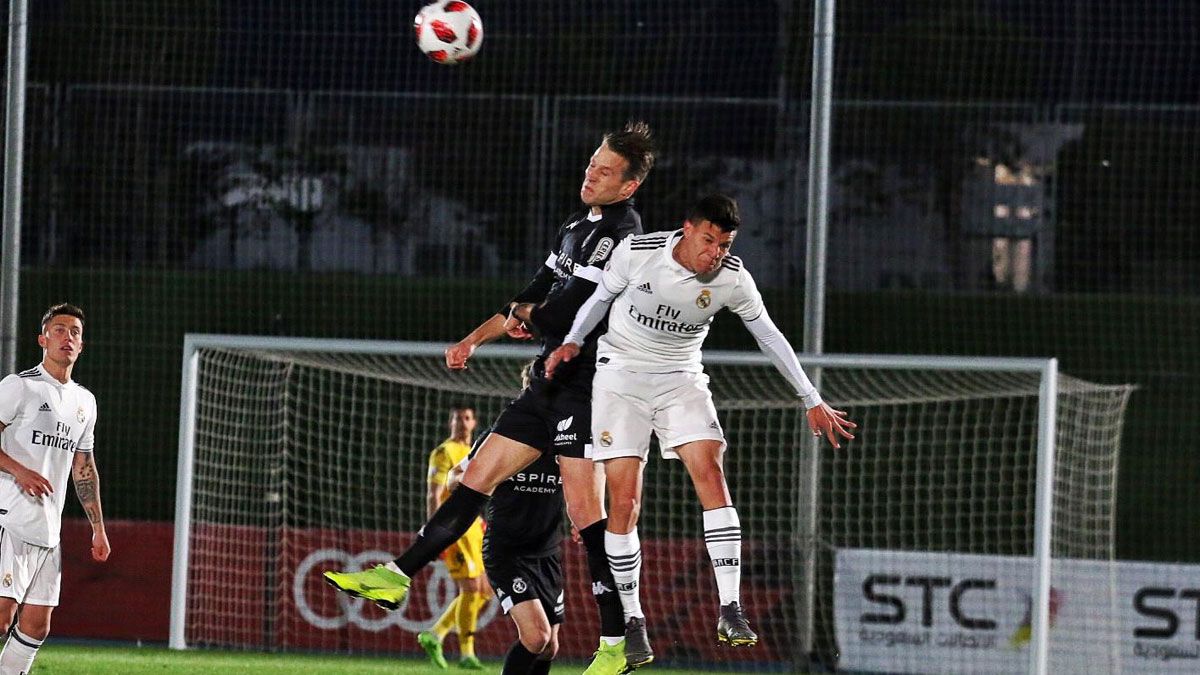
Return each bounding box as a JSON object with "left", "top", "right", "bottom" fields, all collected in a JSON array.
[
  {"left": 0, "top": 304, "right": 110, "bottom": 674},
  {"left": 545, "top": 194, "right": 855, "bottom": 659}
]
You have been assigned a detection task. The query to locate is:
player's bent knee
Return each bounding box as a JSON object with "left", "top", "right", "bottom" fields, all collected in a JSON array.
[
  {"left": 519, "top": 625, "right": 553, "bottom": 654},
  {"left": 565, "top": 500, "right": 602, "bottom": 530},
  {"left": 18, "top": 613, "right": 51, "bottom": 641}
]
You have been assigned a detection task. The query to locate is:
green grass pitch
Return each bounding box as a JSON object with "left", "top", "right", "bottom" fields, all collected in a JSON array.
[{"left": 35, "top": 643, "right": 753, "bottom": 673}]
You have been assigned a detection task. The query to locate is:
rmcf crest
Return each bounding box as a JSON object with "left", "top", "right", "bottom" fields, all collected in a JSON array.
[
  {"left": 2, "top": 573, "right": 11, "bottom": 587},
  {"left": 599, "top": 431, "right": 613, "bottom": 447},
  {"left": 76, "top": 407, "right": 86, "bottom": 423},
  {"left": 696, "top": 289, "right": 712, "bottom": 309}
]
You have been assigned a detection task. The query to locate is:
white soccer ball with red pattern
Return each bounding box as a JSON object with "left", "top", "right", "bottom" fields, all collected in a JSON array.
[{"left": 414, "top": 1, "right": 483, "bottom": 65}]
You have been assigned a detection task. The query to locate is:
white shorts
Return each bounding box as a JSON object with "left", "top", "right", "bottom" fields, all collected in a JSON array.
[
  {"left": 590, "top": 368, "right": 725, "bottom": 462},
  {"left": 0, "top": 526, "right": 60, "bottom": 606}
]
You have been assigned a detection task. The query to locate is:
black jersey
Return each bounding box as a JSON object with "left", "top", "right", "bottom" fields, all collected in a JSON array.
[
  {"left": 469, "top": 430, "right": 565, "bottom": 560},
  {"left": 506, "top": 199, "right": 642, "bottom": 393}
]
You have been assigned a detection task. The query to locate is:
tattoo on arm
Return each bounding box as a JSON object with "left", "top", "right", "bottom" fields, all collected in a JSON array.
[{"left": 73, "top": 454, "right": 103, "bottom": 524}]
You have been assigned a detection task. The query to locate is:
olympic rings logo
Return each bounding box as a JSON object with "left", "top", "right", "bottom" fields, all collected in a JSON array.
[{"left": 294, "top": 548, "right": 499, "bottom": 633}]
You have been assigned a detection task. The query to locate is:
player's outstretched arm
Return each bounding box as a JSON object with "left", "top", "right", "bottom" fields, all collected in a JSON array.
[
  {"left": 445, "top": 312, "right": 513, "bottom": 370},
  {"left": 742, "top": 311, "right": 857, "bottom": 448},
  {"left": 72, "top": 451, "right": 110, "bottom": 562}
]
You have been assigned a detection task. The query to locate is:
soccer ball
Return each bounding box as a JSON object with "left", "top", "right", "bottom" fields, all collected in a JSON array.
[{"left": 414, "top": 1, "right": 483, "bottom": 65}]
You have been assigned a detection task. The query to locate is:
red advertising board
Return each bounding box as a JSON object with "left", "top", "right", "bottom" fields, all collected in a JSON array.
[{"left": 54, "top": 518, "right": 794, "bottom": 665}]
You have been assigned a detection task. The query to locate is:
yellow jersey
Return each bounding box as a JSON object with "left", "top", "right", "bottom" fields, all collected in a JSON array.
[{"left": 428, "top": 438, "right": 472, "bottom": 504}]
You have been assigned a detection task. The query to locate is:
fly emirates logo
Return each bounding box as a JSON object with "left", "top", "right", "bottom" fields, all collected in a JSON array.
[{"left": 31, "top": 420, "right": 78, "bottom": 453}]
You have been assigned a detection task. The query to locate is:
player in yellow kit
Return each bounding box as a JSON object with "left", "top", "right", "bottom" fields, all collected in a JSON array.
[{"left": 418, "top": 405, "right": 490, "bottom": 670}]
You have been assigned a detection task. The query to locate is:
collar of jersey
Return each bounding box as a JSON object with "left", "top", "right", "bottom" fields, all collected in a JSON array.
[
  {"left": 597, "top": 198, "right": 634, "bottom": 217},
  {"left": 34, "top": 363, "right": 71, "bottom": 388}
]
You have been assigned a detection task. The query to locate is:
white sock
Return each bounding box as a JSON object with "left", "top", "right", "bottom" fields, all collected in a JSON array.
[
  {"left": 605, "top": 528, "right": 644, "bottom": 621},
  {"left": 600, "top": 635, "right": 624, "bottom": 647},
  {"left": 0, "top": 626, "right": 43, "bottom": 675},
  {"left": 703, "top": 506, "right": 742, "bottom": 606}
]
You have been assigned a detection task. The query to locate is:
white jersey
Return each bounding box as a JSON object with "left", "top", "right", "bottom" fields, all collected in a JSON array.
[
  {"left": 0, "top": 364, "right": 97, "bottom": 548},
  {"left": 593, "top": 230, "right": 764, "bottom": 373}
]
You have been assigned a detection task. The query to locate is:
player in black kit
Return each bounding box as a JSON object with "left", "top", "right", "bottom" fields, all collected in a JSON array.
[
  {"left": 324, "top": 122, "right": 657, "bottom": 674},
  {"left": 447, "top": 365, "right": 567, "bottom": 674}
]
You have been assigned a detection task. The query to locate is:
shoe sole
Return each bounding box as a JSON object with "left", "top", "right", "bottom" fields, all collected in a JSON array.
[
  {"left": 619, "top": 654, "right": 654, "bottom": 673},
  {"left": 322, "top": 574, "right": 404, "bottom": 611},
  {"left": 718, "top": 634, "right": 759, "bottom": 647}
]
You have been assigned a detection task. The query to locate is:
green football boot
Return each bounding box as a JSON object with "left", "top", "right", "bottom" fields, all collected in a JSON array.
[
  {"left": 582, "top": 639, "right": 626, "bottom": 675},
  {"left": 322, "top": 564, "right": 411, "bottom": 610},
  {"left": 417, "top": 630, "right": 449, "bottom": 669}
]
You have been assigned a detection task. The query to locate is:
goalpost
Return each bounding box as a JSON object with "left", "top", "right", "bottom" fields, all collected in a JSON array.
[{"left": 171, "top": 334, "right": 1132, "bottom": 673}]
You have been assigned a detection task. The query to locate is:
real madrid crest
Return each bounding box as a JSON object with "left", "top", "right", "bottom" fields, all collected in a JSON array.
[
  {"left": 77, "top": 406, "right": 86, "bottom": 423},
  {"left": 599, "top": 431, "right": 613, "bottom": 447},
  {"left": 2, "top": 573, "right": 11, "bottom": 588},
  {"left": 696, "top": 289, "right": 712, "bottom": 309}
]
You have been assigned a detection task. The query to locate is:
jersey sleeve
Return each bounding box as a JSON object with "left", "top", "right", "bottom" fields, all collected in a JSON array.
[
  {"left": 427, "top": 445, "right": 453, "bottom": 487},
  {"left": 77, "top": 395, "right": 97, "bottom": 452},
  {"left": 561, "top": 238, "right": 634, "bottom": 345},
  {"left": 529, "top": 222, "right": 629, "bottom": 338},
  {"left": 598, "top": 236, "right": 635, "bottom": 295},
  {"left": 0, "top": 375, "right": 24, "bottom": 426},
  {"left": 726, "top": 265, "right": 766, "bottom": 322}
]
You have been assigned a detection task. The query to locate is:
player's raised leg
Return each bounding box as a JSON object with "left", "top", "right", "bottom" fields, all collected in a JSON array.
[
  {"left": 323, "top": 433, "right": 540, "bottom": 609},
  {"left": 676, "top": 439, "right": 757, "bottom": 647}
]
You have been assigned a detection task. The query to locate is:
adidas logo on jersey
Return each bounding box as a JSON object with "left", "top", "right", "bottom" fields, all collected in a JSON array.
[
  {"left": 38, "top": 402, "right": 51, "bottom": 412},
  {"left": 636, "top": 282, "right": 652, "bottom": 293}
]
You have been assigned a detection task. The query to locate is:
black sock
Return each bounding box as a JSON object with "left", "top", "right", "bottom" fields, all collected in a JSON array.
[
  {"left": 502, "top": 641, "right": 540, "bottom": 675},
  {"left": 580, "top": 518, "right": 625, "bottom": 638},
  {"left": 393, "top": 485, "right": 489, "bottom": 576},
  {"left": 529, "top": 657, "right": 552, "bottom": 674}
]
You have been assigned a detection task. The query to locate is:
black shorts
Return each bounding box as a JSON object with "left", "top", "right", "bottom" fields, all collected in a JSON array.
[
  {"left": 490, "top": 379, "right": 591, "bottom": 459},
  {"left": 486, "top": 553, "right": 564, "bottom": 625}
]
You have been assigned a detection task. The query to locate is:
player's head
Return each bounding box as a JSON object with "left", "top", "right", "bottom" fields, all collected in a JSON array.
[
  {"left": 38, "top": 303, "right": 86, "bottom": 368},
  {"left": 677, "top": 194, "right": 741, "bottom": 275},
  {"left": 582, "top": 120, "right": 657, "bottom": 207},
  {"left": 448, "top": 404, "right": 477, "bottom": 439}
]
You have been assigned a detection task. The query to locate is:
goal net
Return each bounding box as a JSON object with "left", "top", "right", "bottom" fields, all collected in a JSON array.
[{"left": 171, "top": 335, "right": 1132, "bottom": 673}]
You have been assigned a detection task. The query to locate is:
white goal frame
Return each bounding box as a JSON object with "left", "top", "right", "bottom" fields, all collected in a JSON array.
[{"left": 170, "top": 333, "right": 1059, "bottom": 675}]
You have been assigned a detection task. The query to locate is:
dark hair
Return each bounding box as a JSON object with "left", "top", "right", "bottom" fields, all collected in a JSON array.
[
  {"left": 40, "top": 303, "right": 85, "bottom": 332},
  {"left": 687, "top": 194, "right": 741, "bottom": 232},
  {"left": 602, "top": 120, "right": 657, "bottom": 183},
  {"left": 449, "top": 404, "right": 474, "bottom": 414}
]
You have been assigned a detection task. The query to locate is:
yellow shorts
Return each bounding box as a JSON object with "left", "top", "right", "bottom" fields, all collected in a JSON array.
[{"left": 441, "top": 518, "right": 485, "bottom": 580}]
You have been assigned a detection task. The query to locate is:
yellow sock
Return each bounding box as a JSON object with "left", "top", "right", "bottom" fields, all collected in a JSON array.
[
  {"left": 456, "top": 590, "right": 487, "bottom": 658},
  {"left": 432, "top": 595, "right": 460, "bottom": 640}
]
